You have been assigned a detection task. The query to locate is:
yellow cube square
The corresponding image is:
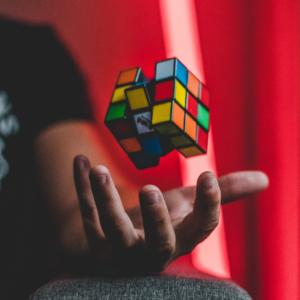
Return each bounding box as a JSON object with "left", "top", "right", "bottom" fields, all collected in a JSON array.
[
  {"left": 152, "top": 102, "right": 172, "bottom": 124},
  {"left": 175, "top": 80, "right": 187, "bottom": 108},
  {"left": 126, "top": 86, "right": 149, "bottom": 110},
  {"left": 111, "top": 85, "right": 132, "bottom": 103}
]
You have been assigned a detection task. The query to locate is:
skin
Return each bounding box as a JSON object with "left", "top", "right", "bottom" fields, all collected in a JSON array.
[{"left": 33, "top": 120, "right": 269, "bottom": 275}]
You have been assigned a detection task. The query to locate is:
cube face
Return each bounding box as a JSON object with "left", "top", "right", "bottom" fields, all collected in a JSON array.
[
  {"left": 198, "top": 103, "right": 210, "bottom": 131},
  {"left": 117, "top": 67, "right": 146, "bottom": 86},
  {"left": 197, "top": 126, "right": 208, "bottom": 152},
  {"left": 111, "top": 85, "right": 132, "bottom": 103},
  {"left": 187, "top": 93, "right": 198, "bottom": 119},
  {"left": 199, "top": 83, "right": 210, "bottom": 109},
  {"left": 185, "top": 114, "right": 197, "bottom": 141},
  {"left": 188, "top": 72, "right": 199, "bottom": 98},
  {"left": 175, "top": 60, "right": 188, "bottom": 86},
  {"left": 133, "top": 111, "right": 154, "bottom": 134},
  {"left": 155, "top": 80, "right": 174, "bottom": 101},
  {"left": 105, "top": 58, "right": 210, "bottom": 169},
  {"left": 154, "top": 123, "right": 180, "bottom": 135},
  {"left": 178, "top": 146, "right": 204, "bottom": 158},
  {"left": 175, "top": 80, "right": 187, "bottom": 108},
  {"left": 106, "top": 103, "right": 127, "bottom": 121},
  {"left": 119, "top": 137, "right": 142, "bottom": 153},
  {"left": 172, "top": 102, "right": 185, "bottom": 130},
  {"left": 141, "top": 136, "right": 163, "bottom": 156},
  {"left": 126, "top": 85, "right": 150, "bottom": 110},
  {"left": 155, "top": 59, "right": 174, "bottom": 81},
  {"left": 117, "top": 68, "right": 138, "bottom": 85},
  {"left": 170, "top": 134, "right": 193, "bottom": 147},
  {"left": 152, "top": 102, "right": 172, "bottom": 125}
]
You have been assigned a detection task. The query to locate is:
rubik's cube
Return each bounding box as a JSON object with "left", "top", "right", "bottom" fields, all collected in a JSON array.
[{"left": 105, "top": 58, "right": 210, "bottom": 170}]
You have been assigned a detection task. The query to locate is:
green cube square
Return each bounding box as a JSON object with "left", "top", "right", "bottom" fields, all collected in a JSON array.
[
  {"left": 106, "top": 103, "right": 127, "bottom": 121},
  {"left": 197, "top": 104, "right": 209, "bottom": 130}
]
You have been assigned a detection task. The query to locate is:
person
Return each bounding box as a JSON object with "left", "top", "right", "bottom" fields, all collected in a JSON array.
[{"left": 0, "top": 17, "right": 268, "bottom": 299}]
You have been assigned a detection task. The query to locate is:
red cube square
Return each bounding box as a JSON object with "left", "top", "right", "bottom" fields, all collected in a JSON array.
[
  {"left": 187, "top": 93, "right": 198, "bottom": 119},
  {"left": 155, "top": 80, "right": 174, "bottom": 102}
]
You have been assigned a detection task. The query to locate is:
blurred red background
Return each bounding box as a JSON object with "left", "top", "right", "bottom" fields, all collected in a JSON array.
[{"left": 1, "top": 0, "right": 299, "bottom": 299}]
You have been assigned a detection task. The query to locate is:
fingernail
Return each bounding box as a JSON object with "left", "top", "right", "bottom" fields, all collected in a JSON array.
[
  {"left": 96, "top": 174, "right": 107, "bottom": 186},
  {"left": 201, "top": 176, "right": 216, "bottom": 190},
  {"left": 76, "top": 158, "right": 85, "bottom": 170},
  {"left": 142, "top": 192, "right": 160, "bottom": 205}
]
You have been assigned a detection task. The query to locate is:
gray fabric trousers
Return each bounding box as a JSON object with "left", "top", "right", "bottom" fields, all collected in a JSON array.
[{"left": 28, "top": 260, "right": 252, "bottom": 300}]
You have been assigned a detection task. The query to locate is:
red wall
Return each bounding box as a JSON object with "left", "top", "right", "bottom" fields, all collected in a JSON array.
[{"left": 195, "top": 1, "right": 300, "bottom": 299}]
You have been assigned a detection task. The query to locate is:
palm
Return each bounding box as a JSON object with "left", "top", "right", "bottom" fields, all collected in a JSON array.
[{"left": 127, "top": 187, "right": 194, "bottom": 230}]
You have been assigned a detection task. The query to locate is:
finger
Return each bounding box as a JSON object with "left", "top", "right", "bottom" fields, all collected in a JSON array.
[
  {"left": 89, "top": 165, "right": 140, "bottom": 249},
  {"left": 139, "top": 185, "right": 175, "bottom": 271},
  {"left": 193, "top": 171, "right": 221, "bottom": 234},
  {"left": 73, "top": 155, "right": 104, "bottom": 239},
  {"left": 170, "top": 171, "right": 269, "bottom": 207},
  {"left": 176, "top": 172, "right": 221, "bottom": 251},
  {"left": 218, "top": 171, "right": 269, "bottom": 204}
]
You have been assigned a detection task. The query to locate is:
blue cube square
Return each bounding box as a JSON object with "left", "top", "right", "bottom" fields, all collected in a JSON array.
[
  {"left": 176, "top": 60, "right": 188, "bottom": 86},
  {"left": 141, "top": 136, "right": 163, "bottom": 156}
]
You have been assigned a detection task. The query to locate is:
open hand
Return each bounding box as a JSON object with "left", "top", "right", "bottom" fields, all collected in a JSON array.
[{"left": 73, "top": 155, "right": 268, "bottom": 275}]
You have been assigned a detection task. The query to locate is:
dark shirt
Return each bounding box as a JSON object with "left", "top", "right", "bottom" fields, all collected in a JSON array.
[{"left": 0, "top": 17, "right": 91, "bottom": 299}]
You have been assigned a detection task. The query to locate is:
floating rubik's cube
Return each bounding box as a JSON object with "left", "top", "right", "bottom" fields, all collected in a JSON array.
[{"left": 105, "top": 58, "right": 210, "bottom": 170}]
